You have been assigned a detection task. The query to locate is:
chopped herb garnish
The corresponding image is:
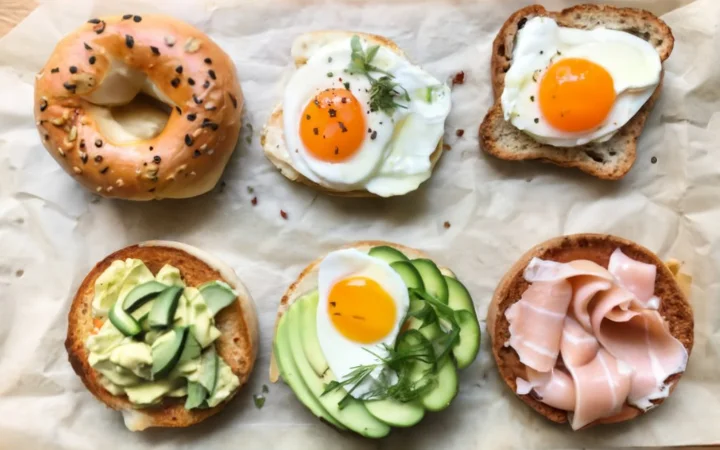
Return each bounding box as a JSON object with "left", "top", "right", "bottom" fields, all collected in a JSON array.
[{"left": 253, "top": 394, "right": 266, "bottom": 409}]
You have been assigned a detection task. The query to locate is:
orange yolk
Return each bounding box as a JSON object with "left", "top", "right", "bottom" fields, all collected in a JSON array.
[
  {"left": 300, "top": 88, "right": 366, "bottom": 162},
  {"left": 328, "top": 276, "right": 396, "bottom": 344},
  {"left": 539, "top": 58, "right": 616, "bottom": 132}
]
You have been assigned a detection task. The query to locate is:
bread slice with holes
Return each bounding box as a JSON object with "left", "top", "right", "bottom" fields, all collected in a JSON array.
[
  {"left": 260, "top": 31, "right": 444, "bottom": 198},
  {"left": 487, "top": 234, "right": 693, "bottom": 427},
  {"left": 65, "top": 241, "right": 259, "bottom": 431},
  {"left": 479, "top": 5, "right": 674, "bottom": 180}
]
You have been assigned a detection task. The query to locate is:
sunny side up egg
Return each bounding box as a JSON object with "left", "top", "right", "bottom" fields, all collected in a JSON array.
[
  {"left": 316, "top": 249, "right": 410, "bottom": 397},
  {"left": 501, "top": 17, "right": 662, "bottom": 147},
  {"left": 282, "top": 34, "right": 451, "bottom": 197}
]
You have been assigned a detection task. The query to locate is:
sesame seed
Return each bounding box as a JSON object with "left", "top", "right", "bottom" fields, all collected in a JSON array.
[
  {"left": 87, "top": 18, "right": 100, "bottom": 24},
  {"left": 201, "top": 119, "right": 218, "bottom": 131},
  {"left": 63, "top": 82, "right": 77, "bottom": 92},
  {"left": 89, "top": 56, "right": 96, "bottom": 64},
  {"left": 50, "top": 67, "right": 59, "bottom": 73},
  {"left": 94, "top": 139, "right": 103, "bottom": 148},
  {"left": 175, "top": 65, "right": 183, "bottom": 74},
  {"left": 228, "top": 93, "right": 237, "bottom": 109},
  {"left": 370, "top": 130, "right": 377, "bottom": 140},
  {"left": 116, "top": 179, "right": 125, "bottom": 187},
  {"left": 193, "top": 150, "right": 201, "bottom": 158},
  {"left": 208, "top": 70, "right": 216, "bottom": 80},
  {"left": 125, "top": 35, "right": 134, "bottom": 49},
  {"left": 68, "top": 126, "right": 77, "bottom": 141},
  {"left": 204, "top": 103, "right": 216, "bottom": 111},
  {"left": 80, "top": 152, "right": 88, "bottom": 164},
  {"left": 57, "top": 148, "right": 65, "bottom": 157},
  {"left": 39, "top": 99, "right": 48, "bottom": 112},
  {"left": 184, "top": 38, "right": 201, "bottom": 53},
  {"left": 187, "top": 113, "right": 197, "bottom": 121},
  {"left": 105, "top": 186, "right": 113, "bottom": 192},
  {"left": 193, "top": 94, "right": 202, "bottom": 104},
  {"left": 69, "top": 66, "right": 77, "bottom": 74},
  {"left": 188, "top": 78, "right": 195, "bottom": 86},
  {"left": 100, "top": 166, "right": 109, "bottom": 174},
  {"left": 175, "top": 106, "right": 182, "bottom": 114},
  {"left": 83, "top": 42, "right": 92, "bottom": 50},
  {"left": 92, "top": 20, "right": 106, "bottom": 34},
  {"left": 150, "top": 46, "right": 160, "bottom": 55},
  {"left": 204, "top": 57, "right": 212, "bottom": 64},
  {"left": 534, "top": 118, "right": 539, "bottom": 123},
  {"left": 153, "top": 155, "right": 161, "bottom": 163},
  {"left": 73, "top": 166, "right": 82, "bottom": 174},
  {"left": 185, "top": 134, "right": 193, "bottom": 146},
  {"left": 165, "top": 36, "right": 176, "bottom": 47},
  {"left": 171, "top": 78, "right": 180, "bottom": 88},
  {"left": 203, "top": 80, "right": 210, "bottom": 89},
  {"left": 122, "top": 14, "right": 132, "bottom": 20},
  {"left": 133, "top": 15, "right": 142, "bottom": 22}
]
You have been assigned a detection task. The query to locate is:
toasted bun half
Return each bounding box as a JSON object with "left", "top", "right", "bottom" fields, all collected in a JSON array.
[
  {"left": 487, "top": 234, "right": 693, "bottom": 427},
  {"left": 65, "top": 241, "right": 258, "bottom": 430},
  {"left": 269, "top": 240, "right": 448, "bottom": 381},
  {"left": 479, "top": 5, "right": 674, "bottom": 180},
  {"left": 260, "top": 31, "right": 444, "bottom": 198}
]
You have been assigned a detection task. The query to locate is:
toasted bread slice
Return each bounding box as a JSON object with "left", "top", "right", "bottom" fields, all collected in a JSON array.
[
  {"left": 479, "top": 5, "right": 674, "bottom": 180},
  {"left": 487, "top": 234, "right": 693, "bottom": 427},
  {"left": 260, "top": 32, "right": 444, "bottom": 197},
  {"left": 65, "top": 241, "right": 259, "bottom": 431},
  {"left": 269, "top": 241, "right": 448, "bottom": 382}
]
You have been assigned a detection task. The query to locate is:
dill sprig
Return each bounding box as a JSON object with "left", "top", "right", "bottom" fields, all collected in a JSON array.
[{"left": 346, "top": 35, "right": 409, "bottom": 115}]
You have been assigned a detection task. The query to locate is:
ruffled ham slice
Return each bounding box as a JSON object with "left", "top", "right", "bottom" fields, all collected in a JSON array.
[{"left": 507, "top": 249, "right": 688, "bottom": 430}]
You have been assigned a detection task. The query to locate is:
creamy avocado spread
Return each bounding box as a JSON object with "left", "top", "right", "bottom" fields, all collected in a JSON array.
[{"left": 86, "top": 258, "right": 240, "bottom": 408}]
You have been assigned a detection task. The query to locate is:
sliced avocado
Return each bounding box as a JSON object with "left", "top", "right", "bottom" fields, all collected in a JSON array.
[
  {"left": 299, "top": 292, "right": 329, "bottom": 376},
  {"left": 364, "top": 398, "right": 425, "bottom": 428},
  {"left": 197, "top": 346, "right": 219, "bottom": 394},
  {"left": 199, "top": 281, "right": 237, "bottom": 316},
  {"left": 178, "top": 331, "right": 202, "bottom": 363},
  {"left": 274, "top": 310, "right": 346, "bottom": 430},
  {"left": 148, "top": 286, "right": 183, "bottom": 329},
  {"left": 130, "top": 300, "right": 153, "bottom": 321},
  {"left": 439, "top": 267, "right": 456, "bottom": 278},
  {"left": 390, "top": 261, "right": 424, "bottom": 290},
  {"left": 185, "top": 381, "right": 208, "bottom": 409},
  {"left": 368, "top": 245, "right": 408, "bottom": 264},
  {"left": 108, "top": 297, "right": 141, "bottom": 337},
  {"left": 122, "top": 281, "right": 167, "bottom": 312},
  {"left": 287, "top": 300, "right": 390, "bottom": 438},
  {"left": 411, "top": 259, "right": 449, "bottom": 304},
  {"left": 151, "top": 327, "right": 188, "bottom": 378},
  {"left": 445, "top": 276, "right": 475, "bottom": 316},
  {"left": 452, "top": 310, "right": 480, "bottom": 369}
]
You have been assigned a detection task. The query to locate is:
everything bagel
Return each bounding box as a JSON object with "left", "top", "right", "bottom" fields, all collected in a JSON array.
[{"left": 34, "top": 15, "right": 243, "bottom": 200}]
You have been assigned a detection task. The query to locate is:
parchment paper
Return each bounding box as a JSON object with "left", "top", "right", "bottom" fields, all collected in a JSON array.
[{"left": 1, "top": 0, "right": 719, "bottom": 448}]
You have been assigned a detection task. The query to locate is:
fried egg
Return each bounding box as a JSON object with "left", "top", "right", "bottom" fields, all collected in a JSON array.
[
  {"left": 501, "top": 17, "right": 662, "bottom": 147},
  {"left": 316, "top": 249, "right": 410, "bottom": 398},
  {"left": 274, "top": 32, "right": 451, "bottom": 197}
]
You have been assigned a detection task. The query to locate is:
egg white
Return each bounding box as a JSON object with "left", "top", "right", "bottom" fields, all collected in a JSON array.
[
  {"left": 282, "top": 34, "right": 451, "bottom": 196},
  {"left": 501, "top": 17, "right": 662, "bottom": 147},
  {"left": 316, "top": 249, "right": 410, "bottom": 398}
]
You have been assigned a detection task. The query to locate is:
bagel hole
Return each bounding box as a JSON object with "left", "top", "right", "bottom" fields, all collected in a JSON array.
[{"left": 88, "top": 93, "right": 171, "bottom": 143}]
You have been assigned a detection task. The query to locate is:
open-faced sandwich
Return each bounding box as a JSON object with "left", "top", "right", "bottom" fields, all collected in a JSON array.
[
  {"left": 261, "top": 32, "right": 451, "bottom": 197},
  {"left": 65, "top": 241, "right": 258, "bottom": 430},
  {"left": 479, "top": 5, "right": 674, "bottom": 179},
  {"left": 269, "top": 242, "right": 481, "bottom": 437},
  {"left": 487, "top": 234, "right": 693, "bottom": 429}
]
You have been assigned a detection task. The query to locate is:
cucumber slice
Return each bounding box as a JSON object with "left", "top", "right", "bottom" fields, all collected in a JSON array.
[
  {"left": 199, "top": 281, "right": 237, "bottom": 316},
  {"left": 420, "top": 357, "right": 458, "bottom": 411},
  {"left": 368, "top": 246, "right": 409, "bottom": 264},
  {"left": 179, "top": 331, "right": 202, "bottom": 363},
  {"left": 390, "top": 261, "right": 424, "bottom": 290},
  {"left": 452, "top": 310, "right": 480, "bottom": 369},
  {"left": 151, "top": 327, "right": 188, "bottom": 378},
  {"left": 148, "top": 286, "right": 183, "bottom": 329},
  {"left": 445, "top": 276, "right": 475, "bottom": 316},
  {"left": 185, "top": 381, "right": 208, "bottom": 409},
  {"left": 411, "top": 259, "right": 449, "bottom": 304},
  {"left": 198, "top": 346, "right": 219, "bottom": 394},
  {"left": 108, "top": 298, "right": 141, "bottom": 337},
  {"left": 122, "top": 281, "right": 167, "bottom": 312}
]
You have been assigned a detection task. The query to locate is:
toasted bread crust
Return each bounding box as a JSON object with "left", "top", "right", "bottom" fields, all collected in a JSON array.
[
  {"left": 487, "top": 234, "right": 694, "bottom": 427},
  {"left": 65, "top": 242, "right": 258, "bottom": 430},
  {"left": 479, "top": 4, "right": 674, "bottom": 180},
  {"left": 268, "top": 241, "right": 442, "bottom": 382},
  {"left": 260, "top": 31, "right": 444, "bottom": 197}
]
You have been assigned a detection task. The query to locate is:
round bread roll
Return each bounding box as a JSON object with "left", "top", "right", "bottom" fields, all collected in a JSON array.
[
  {"left": 65, "top": 241, "right": 258, "bottom": 430},
  {"left": 487, "top": 234, "right": 694, "bottom": 428},
  {"left": 34, "top": 15, "right": 243, "bottom": 200}
]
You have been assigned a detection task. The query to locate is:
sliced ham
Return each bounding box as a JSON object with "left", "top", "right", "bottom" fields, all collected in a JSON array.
[
  {"left": 508, "top": 250, "right": 688, "bottom": 429},
  {"left": 506, "top": 280, "right": 572, "bottom": 372}
]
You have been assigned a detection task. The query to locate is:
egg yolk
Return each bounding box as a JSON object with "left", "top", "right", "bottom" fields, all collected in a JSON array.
[
  {"left": 300, "top": 88, "right": 366, "bottom": 162},
  {"left": 539, "top": 58, "right": 616, "bottom": 132},
  {"left": 328, "top": 276, "right": 396, "bottom": 344}
]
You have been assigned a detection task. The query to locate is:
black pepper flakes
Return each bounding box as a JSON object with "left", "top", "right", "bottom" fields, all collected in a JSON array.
[
  {"left": 451, "top": 71, "right": 465, "bottom": 86},
  {"left": 193, "top": 149, "right": 201, "bottom": 158},
  {"left": 125, "top": 34, "right": 135, "bottom": 49},
  {"left": 171, "top": 78, "right": 181, "bottom": 88},
  {"left": 313, "top": 127, "right": 319, "bottom": 135},
  {"left": 370, "top": 130, "right": 377, "bottom": 140},
  {"left": 133, "top": 15, "right": 142, "bottom": 22},
  {"left": 89, "top": 56, "right": 96, "bottom": 65},
  {"left": 83, "top": 42, "right": 92, "bottom": 50},
  {"left": 343, "top": 81, "right": 350, "bottom": 90},
  {"left": 188, "top": 78, "right": 195, "bottom": 86},
  {"left": 338, "top": 122, "right": 347, "bottom": 133},
  {"left": 150, "top": 46, "right": 160, "bottom": 55},
  {"left": 456, "top": 129, "right": 465, "bottom": 137},
  {"left": 305, "top": 114, "right": 311, "bottom": 120},
  {"left": 228, "top": 93, "right": 237, "bottom": 109},
  {"left": 328, "top": 109, "right": 337, "bottom": 118},
  {"left": 193, "top": 94, "right": 203, "bottom": 104},
  {"left": 204, "top": 57, "right": 212, "bottom": 64},
  {"left": 443, "top": 221, "right": 451, "bottom": 229},
  {"left": 334, "top": 147, "right": 339, "bottom": 155},
  {"left": 184, "top": 134, "right": 193, "bottom": 146},
  {"left": 187, "top": 113, "right": 197, "bottom": 121},
  {"left": 651, "top": 156, "right": 658, "bottom": 164},
  {"left": 94, "top": 155, "right": 103, "bottom": 162},
  {"left": 153, "top": 155, "right": 162, "bottom": 164},
  {"left": 175, "top": 65, "right": 183, "bottom": 74},
  {"left": 530, "top": 95, "right": 535, "bottom": 102},
  {"left": 94, "top": 139, "right": 103, "bottom": 148},
  {"left": 280, "top": 210, "right": 288, "bottom": 220},
  {"left": 50, "top": 67, "right": 59, "bottom": 73},
  {"left": 69, "top": 66, "right": 78, "bottom": 74},
  {"left": 534, "top": 118, "right": 539, "bottom": 124},
  {"left": 87, "top": 18, "right": 101, "bottom": 24},
  {"left": 122, "top": 14, "right": 132, "bottom": 20},
  {"left": 251, "top": 197, "right": 258, "bottom": 206},
  {"left": 208, "top": 69, "right": 216, "bottom": 80}
]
